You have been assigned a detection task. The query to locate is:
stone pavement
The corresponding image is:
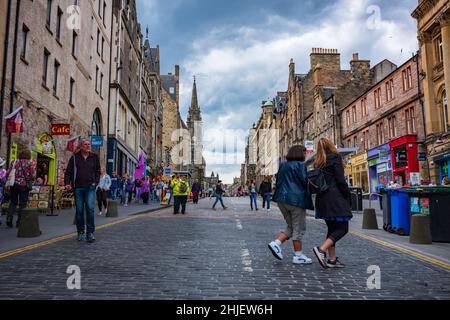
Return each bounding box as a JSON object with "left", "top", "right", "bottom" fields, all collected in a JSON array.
[
  {"left": 0, "top": 200, "right": 170, "bottom": 254},
  {"left": 0, "top": 197, "right": 449, "bottom": 300}
]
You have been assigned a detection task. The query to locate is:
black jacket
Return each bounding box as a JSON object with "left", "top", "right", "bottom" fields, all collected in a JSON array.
[
  {"left": 64, "top": 152, "right": 101, "bottom": 189},
  {"left": 259, "top": 181, "right": 272, "bottom": 194},
  {"left": 191, "top": 182, "right": 202, "bottom": 193},
  {"left": 314, "top": 152, "right": 352, "bottom": 219}
]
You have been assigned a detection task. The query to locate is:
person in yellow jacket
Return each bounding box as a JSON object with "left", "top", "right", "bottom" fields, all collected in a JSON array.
[{"left": 171, "top": 174, "right": 191, "bottom": 215}]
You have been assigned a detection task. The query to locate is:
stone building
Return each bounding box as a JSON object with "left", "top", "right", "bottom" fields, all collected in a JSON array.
[
  {"left": 0, "top": 0, "right": 7, "bottom": 83},
  {"left": 412, "top": 0, "right": 450, "bottom": 184},
  {"left": 341, "top": 55, "right": 426, "bottom": 191},
  {"left": 301, "top": 50, "right": 397, "bottom": 152},
  {"left": 0, "top": 0, "right": 112, "bottom": 186},
  {"left": 107, "top": 0, "right": 143, "bottom": 177}
]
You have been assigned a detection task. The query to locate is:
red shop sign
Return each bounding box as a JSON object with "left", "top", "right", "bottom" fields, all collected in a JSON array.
[{"left": 51, "top": 124, "right": 71, "bottom": 136}]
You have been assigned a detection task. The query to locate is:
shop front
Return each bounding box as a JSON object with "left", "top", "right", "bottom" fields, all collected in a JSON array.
[
  {"left": 9, "top": 132, "right": 57, "bottom": 186},
  {"left": 350, "top": 152, "right": 369, "bottom": 193},
  {"left": 367, "top": 143, "right": 392, "bottom": 195},
  {"left": 390, "top": 135, "right": 420, "bottom": 186},
  {"left": 433, "top": 152, "right": 450, "bottom": 184}
]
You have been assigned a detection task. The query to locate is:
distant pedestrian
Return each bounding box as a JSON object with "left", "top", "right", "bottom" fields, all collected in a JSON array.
[
  {"left": 268, "top": 145, "right": 314, "bottom": 265},
  {"left": 96, "top": 167, "right": 111, "bottom": 216},
  {"left": 141, "top": 176, "right": 151, "bottom": 204},
  {"left": 64, "top": 138, "right": 101, "bottom": 243},
  {"left": 135, "top": 178, "right": 142, "bottom": 203},
  {"left": 212, "top": 180, "right": 227, "bottom": 210},
  {"left": 171, "top": 174, "right": 190, "bottom": 214},
  {"left": 259, "top": 176, "right": 273, "bottom": 211},
  {"left": 248, "top": 180, "right": 258, "bottom": 211},
  {"left": 312, "top": 138, "right": 353, "bottom": 269},
  {"left": 4, "top": 149, "right": 36, "bottom": 228},
  {"left": 110, "top": 171, "right": 119, "bottom": 200},
  {"left": 156, "top": 179, "right": 163, "bottom": 201},
  {"left": 191, "top": 179, "right": 202, "bottom": 204},
  {"left": 0, "top": 157, "right": 7, "bottom": 226}
]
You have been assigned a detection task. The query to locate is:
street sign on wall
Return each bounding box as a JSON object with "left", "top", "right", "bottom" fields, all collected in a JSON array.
[{"left": 91, "top": 135, "right": 104, "bottom": 148}]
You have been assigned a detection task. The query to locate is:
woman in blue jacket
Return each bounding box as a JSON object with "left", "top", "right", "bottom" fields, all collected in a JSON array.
[{"left": 268, "top": 145, "right": 314, "bottom": 265}]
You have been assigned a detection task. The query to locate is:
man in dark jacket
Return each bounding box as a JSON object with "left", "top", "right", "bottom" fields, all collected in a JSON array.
[
  {"left": 191, "top": 179, "right": 202, "bottom": 204},
  {"left": 259, "top": 177, "right": 273, "bottom": 211},
  {"left": 64, "top": 138, "right": 101, "bottom": 243}
]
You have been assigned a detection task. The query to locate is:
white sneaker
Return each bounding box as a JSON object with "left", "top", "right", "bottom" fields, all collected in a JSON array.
[
  {"left": 268, "top": 241, "right": 283, "bottom": 260},
  {"left": 293, "top": 254, "right": 313, "bottom": 265},
  {"left": 98, "top": 210, "right": 103, "bottom": 216},
  {"left": 104, "top": 208, "right": 108, "bottom": 216}
]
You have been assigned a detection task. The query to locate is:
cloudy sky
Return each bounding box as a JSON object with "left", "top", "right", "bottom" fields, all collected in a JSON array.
[{"left": 136, "top": 0, "right": 419, "bottom": 184}]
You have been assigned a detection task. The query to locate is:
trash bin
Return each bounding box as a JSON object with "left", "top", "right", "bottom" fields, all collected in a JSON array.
[
  {"left": 379, "top": 187, "right": 392, "bottom": 232},
  {"left": 389, "top": 189, "right": 410, "bottom": 236},
  {"left": 349, "top": 187, "right": 363, "bottom": 212},
  {"left": 406, "top": 187, "right": 450, "bottom": 242}
]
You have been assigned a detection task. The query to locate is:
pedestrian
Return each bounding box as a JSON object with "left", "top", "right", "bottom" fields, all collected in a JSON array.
[
  {"left": 259, "top": 176, "right": 273, "bottom": 211},
  {"left": 4, "top": 149, "right": 36, "bottom": 228},
  {"left": 0, "top": 157, "right": 8, "bottom": 226},
  {"left": 110, "top": 171, "right": 119, "bottom": 200},
  {"left": 191, "top": 179, "right": 201, "bottom": 204},
  {"left": 212, "top": 180, "right": 227, "bottom": 210},
  {"left": 268, "top": 145, "right": 314, "bottom": 264},
  {"left": 124, "top": 175, "right": 133, "bottom": 207},
  {"left": 156, "top": 179, "right": 163, "bottom": 201},
  {"left": 312, "top": 138, "right": 353, "bottom": 269},
  {"left": 96, "top": 167, "right": 111, "bottom": 216},
  {"left": 135, "top": 178, "right": 142, "bottom": 203},
  {"left": 442, "top": 176, "right": 450, "bottom": 186},
  {"left": 248, "top": 180, "right": 258, "bottom": 211},
  {"left": 64, "top": 138, "right": 101, "bottom": 243},
  {"left": 141, "top": 176, "right": 151, "bottom": 204},
  {"left": 171, "top": 173, "right": 190, "bottom": 215}
]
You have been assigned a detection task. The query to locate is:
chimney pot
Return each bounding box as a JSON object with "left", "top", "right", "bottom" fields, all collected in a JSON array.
[{"left": 352, "top": 53, "right": 359, "bottom": 61}]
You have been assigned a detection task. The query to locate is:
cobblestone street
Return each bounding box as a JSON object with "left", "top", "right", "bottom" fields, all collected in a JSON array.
[{"left": 0, "top": 197, "right": 449, "bottom": 300}]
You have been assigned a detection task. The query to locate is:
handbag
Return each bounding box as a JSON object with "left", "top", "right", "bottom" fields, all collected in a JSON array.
[
  {"left": 5, "top": 161, "right": 17, "bottom": 188},
  {"left": 307, "top": 168, "right": 329, "bottom": 195}
]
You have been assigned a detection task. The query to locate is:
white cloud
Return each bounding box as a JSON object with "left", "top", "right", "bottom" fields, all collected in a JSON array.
[{"left": 177, "top": 0, "right": 418, "bottom": 183}]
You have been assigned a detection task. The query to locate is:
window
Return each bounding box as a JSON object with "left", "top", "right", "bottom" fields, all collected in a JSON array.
[
  {"left": 346, "top": 110, "right": 350, "bottom": 128},
  {"left": 376, "top": 122, "right": 384, "bottom": 145},
  {"left": 353, "top": 136, "right": 357, "bottom": 148},
  {"left": 72, "top": 31, "right": 78, "bottom": 57},
  {"left": 101, "top": 38, "right": 105, "bottom": 60},
  {"left": 56, "top": 7, "right": 63, "bottom": 41},
  {"left": 46, "top": 0, "right": 53, "bottom": 28},
  {"left": 53, "top": 60, "right": 60, "bottom": 95},
  {"left": 436, "top": 35, "right": 443, "bottom": 63},
  {"left": 20, "top": 24, "right": 29, "bottom": 60},
  {"left": 388, "top": 116, "right": 397, "bottom": 139},
  {"left": 403, "top": 66, "right": 413, "bottom": 91},
  {"left": 42, "top": 49, "right": 50, "bottom": 87},
  {"left": 442, "top": 91, "right": 448, "bottom": 132},
  {"left": 100, "top": 73, "right": 104, "bottom": 97},
  {"left": 348, "top": 139, "right": 351, "bottom": 148},
  {"left": 386, "top": 79, "right": 395, "bottom": 101},
  {"left": 69, "top": 78, "right": 75, "bottom": 105},
  {"left": 103, "top": 2, "right": 107, "bottom": 24},
  {"left": 97, "top": 29, "right": 100, "bottom": 55},
  {"left": 95, "top": 66, "right": 99, "bottom": 93},
  {"left": 361, "top": 97, "right": 367, "bottom": 117},
  {"left": 374, "top": 88, "right": 381, "bottom": 108},
  {"left": 98, "top": 0, "right": 102, "bottom": 18},
  {"left": 405, "top": 107, "right": 416, "bottom": 134},
  {"left": 352, "top": 105, "right": 357, "bottom": 123}
]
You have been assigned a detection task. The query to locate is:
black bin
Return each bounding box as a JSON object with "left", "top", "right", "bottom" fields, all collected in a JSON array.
[
  {"left": 349, "top": 187, "right": 363, "bottom": 212},
  {"left": 379, "top": 187, "right": 392, "bottom": 232}
]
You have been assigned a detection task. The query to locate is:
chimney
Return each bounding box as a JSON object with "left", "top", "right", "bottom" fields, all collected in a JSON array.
[
  {"left": 310, "top": 48, "right": 340, "bottom": 72},
  {"left": 175, "top": 65, "right": 180, "bottom": 106},
  {"left": 350, "top": 53, "right": 371, "bottom": 83}
]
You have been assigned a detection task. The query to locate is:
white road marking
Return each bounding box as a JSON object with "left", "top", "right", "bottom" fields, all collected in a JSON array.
[
  {"left": 236, "top": 219, "right": 243, "bottom": 230},
  {"left": 240, "top": 240, "right": 253, "bottom": 273}
]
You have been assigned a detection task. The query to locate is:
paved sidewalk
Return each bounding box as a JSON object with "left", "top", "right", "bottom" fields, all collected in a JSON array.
[{"left": 0, "top": 200, "right": 170, "bottom": 254}]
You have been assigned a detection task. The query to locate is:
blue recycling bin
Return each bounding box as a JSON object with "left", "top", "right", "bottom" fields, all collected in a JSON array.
[{"left": 389, "top": 189, "right": 410, "bottom": 236}]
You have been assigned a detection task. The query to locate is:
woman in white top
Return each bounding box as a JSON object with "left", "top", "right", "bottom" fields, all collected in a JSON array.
[{"left": 97, "top": 168, "right": 111, "bottom": 215}]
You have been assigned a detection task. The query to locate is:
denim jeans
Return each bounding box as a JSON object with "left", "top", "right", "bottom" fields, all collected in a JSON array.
[
  {"left": 74, "top": 186, "right": 96, "bottom": 234},
  {"left": 213, "top": 194, "right": 225, "bottom": 208},
  {"left": 262, "top": 193, "right": 271, "bottom": 209},
  {"left": 250, "top": 192, "right": 258, "bottom": 210},
  {"left": 111, "top": 188, "right": 118, "bottom": 200}
]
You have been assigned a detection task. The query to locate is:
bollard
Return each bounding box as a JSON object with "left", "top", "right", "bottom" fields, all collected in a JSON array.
[
  {"left": 106, "top": 200, "right": 119, "bottom": 218},
  {"left": 409, "top": 214, "right": 432, "bottom": 245},
  {"left": 17, "top": 209, "right": 42, "bottom": 238},
  {"left": 362, "top": 208, "right": 379, "bottom": 230}
]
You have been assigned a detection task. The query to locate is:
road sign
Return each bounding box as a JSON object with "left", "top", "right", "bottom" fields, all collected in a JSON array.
[{"left": 165, "top": 168, "right": 171, "bottom": 174}]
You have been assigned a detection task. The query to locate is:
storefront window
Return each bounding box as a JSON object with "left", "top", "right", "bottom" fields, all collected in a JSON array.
[
  {"left": 443, "top": 91, "right": 448, "bottom": 132},
  {"left": 394, "top": 145, "right": 408, "bottom": 168}
]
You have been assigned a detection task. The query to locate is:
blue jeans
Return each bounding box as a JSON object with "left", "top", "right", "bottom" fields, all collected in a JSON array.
[
  {"left": 111, "top": 188, "right": 118, "bottom": 200},
  {"left": 262, "top": 193, "right": 271, "bottom": 209},
  {"left": 250, "top": 192, "right": 258, "bottom": 210},
  {"left": 74, "top": 186, "right": 96, "bottom": 234},
  {"left": 213, "top": 194, "right": 225, "bottom": 209}
]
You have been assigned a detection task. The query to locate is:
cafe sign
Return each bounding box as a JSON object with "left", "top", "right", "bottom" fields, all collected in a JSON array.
[{"left": 51, "top": 124, "right": 71, "bottom": 136}]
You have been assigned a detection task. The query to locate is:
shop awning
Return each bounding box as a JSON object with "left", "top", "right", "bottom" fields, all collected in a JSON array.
[{"left": 433, "top": 153, "right": 450, "bottom": 163}]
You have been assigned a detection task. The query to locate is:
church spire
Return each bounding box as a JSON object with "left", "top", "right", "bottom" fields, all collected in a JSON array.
[
  {"left": 190, "top": 76, "right": 199, "bottom": 112},
  {"left": 188, "top": 76, "right": 202, "bottom": 124}
]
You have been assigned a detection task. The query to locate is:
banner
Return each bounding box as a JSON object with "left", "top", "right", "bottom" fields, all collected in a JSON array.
[
  {"left": 5, "top": 106, "right": 24, "bottom": 133},
  {"left": 66, "top": 135, "right": 81, "bottom": 153}
]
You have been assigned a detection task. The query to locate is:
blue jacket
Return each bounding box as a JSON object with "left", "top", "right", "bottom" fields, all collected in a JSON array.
[{"left": 272, "top": 161, "right": 314, "bottom": 210}]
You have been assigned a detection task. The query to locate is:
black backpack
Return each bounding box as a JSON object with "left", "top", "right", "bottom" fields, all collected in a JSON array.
[
  {"left": 307, "top": 168, "right": 330, "bottom": 195},
  {"left": 179, "top": 181, "right": 187, "bottom": 193}
]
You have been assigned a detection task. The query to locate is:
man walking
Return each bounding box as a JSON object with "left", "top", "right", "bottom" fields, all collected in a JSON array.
[
  {"left": 191, "top": 179, "right": 202, "bottom": 204},
  {"left": 171, "top": 173, "right": 190, "bottom": 215},
  {"left": 110, "top": 171, "right": 119, "bottom": 200},
  {"left": 65, "top": 139, "right": 101, "bottom": 243}
]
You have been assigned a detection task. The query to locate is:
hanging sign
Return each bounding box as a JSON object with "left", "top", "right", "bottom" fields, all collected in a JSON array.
[{"left": 51, "top": 124, "right": 71, "bottom": 136}]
